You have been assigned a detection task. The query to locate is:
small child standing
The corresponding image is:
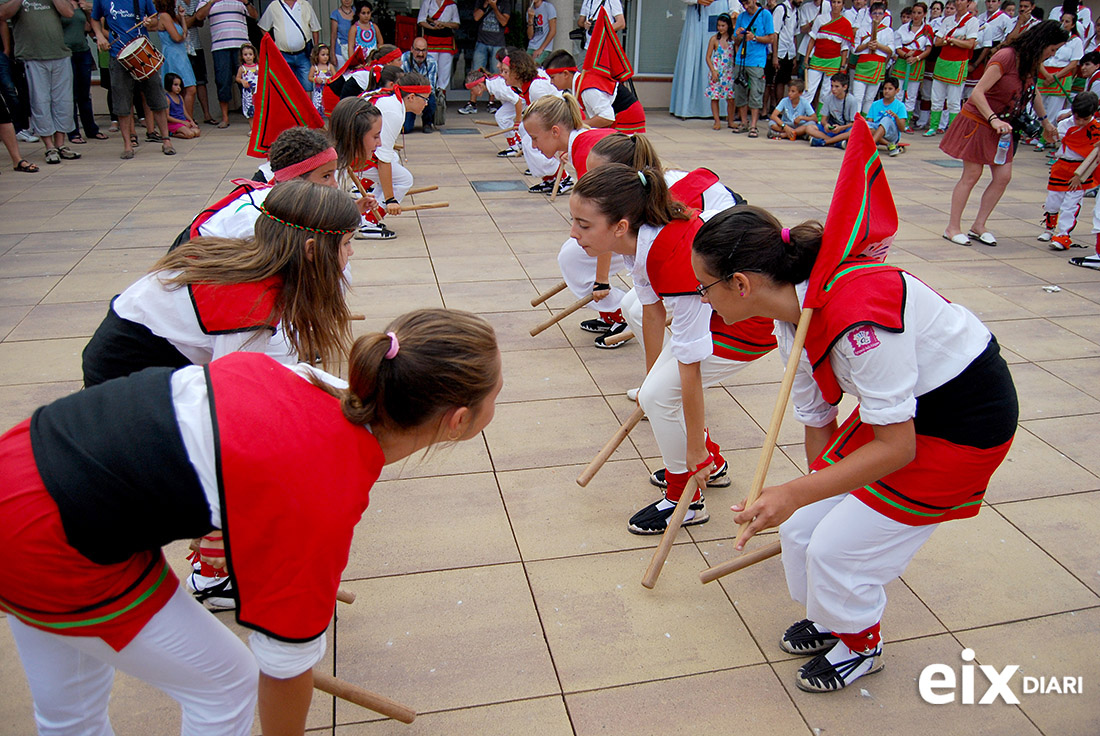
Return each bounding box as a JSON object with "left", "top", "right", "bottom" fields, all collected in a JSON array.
[
  {"left": 236, "top": 43, "right": 260, "bottom": 119},
  {"left": 768, "top": 79, "right": 816, "bottom": 139},
  {"left": 866, "top": 76, "right": 908, "bottom": 155},
  {"left": 706, "top": 13, "right": 736, "bottom": 130},
  {"left": 1038, "top": 91, "right": 1100, "bottom": 251},
  {"left": 164, "top": 73, "right": 201, "bottom": 139},
  {"left": 310, "top": 45, "right": 338, "bottom": 117},
  {"left": 807, "top": 73, "right": 859, "bottom": 147}
]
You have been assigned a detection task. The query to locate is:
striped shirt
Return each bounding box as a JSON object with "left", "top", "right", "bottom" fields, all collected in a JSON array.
[{"left": 198, "top": 0, "right": 250, "bottom": 52}]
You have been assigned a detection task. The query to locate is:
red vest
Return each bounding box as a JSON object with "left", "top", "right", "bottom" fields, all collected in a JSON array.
[
  {"left": 569, "top": 127, "right": 618, "bottom": 177},
  {"left": 187, "top": 179, "right": 272, "bottom": 241},
  {"left": 209, "top": 353, "right": 385, "bottom": 642},
  {"left": 645, "top": 215, "right": 777, "bottom": 362},
  {"left": 803, "top": 264, "right": 908, "bottom": 404},
  {"left": 668, "top": 168, "right": 720, "bottom": 210},
  {"left": 188, "top": 275, "right": 284, "bottom": 335},
  {"left": 576, "top": 69, "right": 646, "bottom": 133}
]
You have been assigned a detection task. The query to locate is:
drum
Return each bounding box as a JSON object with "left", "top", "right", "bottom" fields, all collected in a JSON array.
[{"left": 118, "top": 37, "right": 164, "bottom": 81}]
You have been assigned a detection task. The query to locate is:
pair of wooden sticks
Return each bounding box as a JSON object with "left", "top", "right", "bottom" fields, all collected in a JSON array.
[
  {"left": 347, "top": 171, "right": 450, "bottom": 213},
  {"left": 528, "top": 281, "right": 667, "bottom": 344}
]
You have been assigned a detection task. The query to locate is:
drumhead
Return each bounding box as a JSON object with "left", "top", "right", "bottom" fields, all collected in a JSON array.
[{"left": 119, "top": 37, "right": 146, "bottom": 56}]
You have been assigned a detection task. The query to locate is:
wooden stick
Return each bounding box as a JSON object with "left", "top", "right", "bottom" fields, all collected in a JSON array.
[
  {"left": 483, "top": 127, "right": 511, "bottom": 139},
  {"left": 698, "top": 307, "right": 814, "bottom": 584},
  {"left": 406, "top": 185, "right": 438, "bottom": 195},
  {"left": 348, "top": 169, "right": 387, "bottom": 222},
  {"left": 699, "top": 540, "right": 782, "bottom": 584},
  {"left": 349, "top": 314, "right": 365, "bottom": 321},
  {"left": 313, "top": 672, "right": 416, "bottom": 724},
  {"left": 530, "top": 280, "right": 568, "bottom": 307},
  {"left": 576, "top": 406, "right": 645, "bottom": 487},
  {"left": 642, "top": 474, "right": 702, "bottom": 589},
  {"left": 394, "top": 143, "right": 404, "bottom": 151},
  {"left": 336, "top": 588, "right": 356, "bottom": 603},
  {"left": 1076, "top": 147, "right": 1099, "bottom": 182},
  {"left": 529, "top": 294, "right": 594, "bottom": 336},
  {"left": 549, "top": 160, "right": 567, "bottom": 201},
  {"left": 602, "top": 316, "right": 673, "bottom": 346},
  {"left": 474, "top": 119, "right": 498, "bottom": 126},
  {"left": 397, "top": 201, "right": 449, "bottom": 212}
]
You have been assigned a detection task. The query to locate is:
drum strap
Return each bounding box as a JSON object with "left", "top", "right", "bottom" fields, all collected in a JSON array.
[{"left": 132, "top": 0, "right": 144, "bottom": 40}]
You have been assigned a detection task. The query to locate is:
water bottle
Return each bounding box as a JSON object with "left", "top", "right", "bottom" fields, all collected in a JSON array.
[{"left": 994, "top": 132, "right": 1011, "bottom": 165}]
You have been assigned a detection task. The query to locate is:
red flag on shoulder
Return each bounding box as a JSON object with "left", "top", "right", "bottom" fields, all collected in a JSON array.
[
  {"left": 581, "top": 8, "right": 633, "bottom": 82},
  {"left": 803, "top": 115, "right": 898, "bottom": 309},
  {"left": 247, "top": 35, "right": 325, "bottom": 159},
  {"left": 323, "top": 46, "right": 367, "bottom": 114}
]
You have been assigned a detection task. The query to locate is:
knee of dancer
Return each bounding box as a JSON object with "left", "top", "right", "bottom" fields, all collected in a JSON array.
[{"left": 636, "top": 378, "right": 680, "bottom": 417}]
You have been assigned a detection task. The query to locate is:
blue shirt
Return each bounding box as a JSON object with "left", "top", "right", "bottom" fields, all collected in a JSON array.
[
  {"left": 330, "top": 8, "right": 352, "bottom": 49},
  {"left": 402, "top": 51, "right": 438, "bottom": 89},
  {"left": 867, "top": 97, "right": 908, "bottom": 123},
  {"left": 734, "top": 7, "right": 774, "bottom": 68},
  {"left": 774, "top": 96, "right": 814, "bottom": 125},
  {"left": 92, "top": 0, "right": 158, "bottom": 58}
]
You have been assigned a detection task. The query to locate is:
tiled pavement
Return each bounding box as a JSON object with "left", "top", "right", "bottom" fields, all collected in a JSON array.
[{"left": 1, "top": 112, "right": 1098, "bottom": 735}]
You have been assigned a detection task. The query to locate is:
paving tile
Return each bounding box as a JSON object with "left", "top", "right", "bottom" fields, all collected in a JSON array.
[
  {"left": 0, "top": 338, "right": 86, "bottom": 383},
  {"left": 1024, "top": 414, "right": 1100, "bottom": 476},
  {"left": 1039, "top": 356, "right": 1100, "bottom": 400},
  {"left": 6, "top": 301, "right": 108, "bottom": 341},
  {"left": 0, "top": 305, "right": 32, "bottom": 340},
  {"left": 1008, "top": 362, "right": 1100, "bottom": 420},
  {"left": 335, "top": 696, "right": 574, "bottom": 734},
  {"left": 985, "top": 426, "right": 1100, "bottom": 503},
  {"left": 526, "top": 545, "right": 765, "bottom": 692},
  {"left": 0, "top": 274, "right": 63, "bottom": 306},
  {"left": 997, "top": 491, "right": 1100, "bottom": 596},
  {"left": 498, "top": 348, "right": 600, "bottom": 403},
  {"left": 992, "top": 318, "right": 1100, "bottom": 361}
]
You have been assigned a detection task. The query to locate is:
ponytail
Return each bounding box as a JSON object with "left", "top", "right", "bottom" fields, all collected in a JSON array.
[
  {"left": 571, "top": 163, "right": 689, "bottom": 233},
  {"left": 589, "top": 133, "right": 664, "bottom": 172},
  {"left": 692, "top": 205, "right": 822, "bottom": 286},
  {"left": 523, "top": 92, "right": 583, "bottom": 132},
  {"left": 329, "top": 309, "right": 500, "bottom": 433}
]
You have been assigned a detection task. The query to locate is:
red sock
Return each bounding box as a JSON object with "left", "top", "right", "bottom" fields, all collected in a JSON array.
[
  {"left": 663, "top": 468, "right": 703, "bottom": 503},
  {"left": 704, "top": 429, "right": 725, "bottom": 472},
  {"left": 835, "top": 622, "right": 881, "bottom": 652},
  {"left": 1094, "top": 232, "right": 1100, "bottom": 254},
  {"left": 599, "top": 309, "right": 625, "bottom": 324}
]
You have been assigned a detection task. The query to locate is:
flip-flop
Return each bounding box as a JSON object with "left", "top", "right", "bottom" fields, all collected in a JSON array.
[
  {"left": 69, "top": 135, "right": 87, "bottom": 144},
  {"left": 92, "top": 132, "right": 110, "bottom": 140},
  {"left": 216, "top": 121, "right": 230, "bottom": 129},
  {"left": 943, "top": 232, "right": 971, "bottom": 246},
  {"left": 120, "top": 150, "right": 135, "bottom": 159},
  {"left": 204, "top": 118, "right": 219, "bottom": 125},
  {"left": 968, "top": 230, "right": 997, "bottom": 245}
]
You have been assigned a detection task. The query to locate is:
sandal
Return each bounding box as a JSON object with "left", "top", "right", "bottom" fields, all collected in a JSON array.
[
  {"left": 730, "top": 123, "right": 746, "bottom": 134},
  {"left": 14, "top": 159, "right": 39, "bottom": 173},
  {"left": 44, "top": 148, "right": 60, "bottom": 164},
  {"left": 92, "top": 132, "right": 109, "bottom": 140},
  {"left": 58, "top": 146, "right": 81, "bottom": 160},
  {"left": 162, "top": 142, "right": 176, "bottom": 155},
  {"left": 780, "top": 619, "right": 839, "bottom": 655},
  {"left": 130, "top": 134, "right": 139, "bottom": 147},
  {"left": 109, "top": 121, "right": 120, "bottom": 132},
  {"left": 216, "top": 120, "right": 230, "bottom": 129},
  {"left": 120, "top": 150, "right": 135, "bottom": 159},
  {"left": 204, "top": 118, "right": 219, "bottom": 125},
  {"left": 69, "top": 135, "right": 87, "bottom": 145},
  {"left": 146, "top": 131, "right": 162, "bottom": 142},
  {"left": 747, "top": 127, "right": 759, "bottom": 138}
]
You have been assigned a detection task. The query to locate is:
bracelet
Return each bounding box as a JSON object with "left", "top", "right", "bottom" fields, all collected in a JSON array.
[
  {"left": 1038, "top": 114, "right": 1047, "bottom": 121},
  {"left": 385, "top": 197, "right": 398, "bottom": 205},
  {"left": 987, "top": 113, "right": 998, "bottom": 123},
  {"left": 593, "top": 282, "right": 610, "bottom": 292}
]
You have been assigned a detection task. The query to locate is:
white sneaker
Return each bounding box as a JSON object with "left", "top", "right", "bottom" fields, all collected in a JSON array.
[
  {"left": 16, "top": 129, "right": 39, "bottom": 143},
  {"left": 186, "top": 571, "right": 237, "bottom": 611},
  {"left": 626, "top": 387, "right": 639, "bottom": 402},
  {"left": 1037, "top": 231, "right": 1053, "bottom": 242}
]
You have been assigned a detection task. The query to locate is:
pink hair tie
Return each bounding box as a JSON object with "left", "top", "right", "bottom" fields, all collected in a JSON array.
[
  {"left": 781, "top": 227, "right": 791, "bottom": 244},
  {"left": 385, "top": 331, "right": 400, "bottom": 359}
]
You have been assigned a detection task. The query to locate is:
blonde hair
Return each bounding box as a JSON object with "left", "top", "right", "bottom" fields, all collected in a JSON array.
[
  {"left": 523, "top": 92, "right": 584, "bottom": 132},
  {"left": 155, "top": 181, "right": 359, "bottom": 367}
]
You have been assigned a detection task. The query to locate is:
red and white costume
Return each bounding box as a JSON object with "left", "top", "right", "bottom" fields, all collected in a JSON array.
[
  {"left": 850, "top": 19, "right": 896, "bottom": 114},
  {"left": 621, "top": 208, "right": 777, "bottom": 503},
  {"left": 481, "top": 73, "right": 522, "bottom": 152},
  {"left": 572, "top": 69, "right": 646, "bottom": 134},
  {"left": 1043, "top": 115, "right": 1100, "bottom": 237},
  {"left": 0, "top": 355, "right": 384, "bottom": 734},
  {"left": 778, "top": 266, "right": 1016, "bottom": 650},
  {"left": 358, "top": 91, "right": 414, "bottom": 219},
  {"left": 417, "top": 0, "right": 459, "bottom": 89},
  {"left": 517, "top": 71, "right": 563, "bottom": 179}
]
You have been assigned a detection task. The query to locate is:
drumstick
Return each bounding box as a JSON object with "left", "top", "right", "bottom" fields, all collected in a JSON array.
[
  {"left": 531, "top": 280, "right": 568, "bottom": 307},
  {"left": 576, "top": 406, "right": 645, "bottom": 487},
  {"left": 396, "top": 202, "right": 449, "bottom": 212},
  {"left": 336, "top": 588, "right": 356, "bottom": 603},
  {"left": 474, "top": 120, "right": 498, "bottom": 126},
  {"left": 483, "top": 127, "right": 512, "bottom": 139},
  {"left": 349, "top": 314, "right": 365, "bottom": 321},
  {"left": 549, "top": 160, "right": 567, "bottom": 202},
  {"left": 1075, "top": 147, "right": 1099, "bottom": 182},
  {"left": 348, "top": 169, "right": 387, "bottom": 221},
  {"left": 642, "top": 474, "right": 703, "bottom": 589},
  {"left": 698, "top": 540, "right": 782, "bottom": 584},
  {"left": 313, "top": 672, "right": 416, "bottom": 724},
  {"left": 406, "top": 185, "right": 438, "bottom": 195},
  {"left": 601, "top": 316, "right": 673, "bottom": 347},
  {"left": 529, "top": 294, "right": 594, "bottom": 336}
]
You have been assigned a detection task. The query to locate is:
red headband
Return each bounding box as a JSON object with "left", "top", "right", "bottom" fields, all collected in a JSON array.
[
  {"left": 394, "top": 84, "right": 431, "bottom": 102},
  {"left": 465, "top": 75, "right": 488, "bottom": 89},
  {"left": 272, "top": 147, "right": 337, "bottom": 182},
  {"left": 545, "top": 66, "right": 577, "bottom": 74},
  {"left": 376, "top": 49, "right": 402, "bottom": 65}
]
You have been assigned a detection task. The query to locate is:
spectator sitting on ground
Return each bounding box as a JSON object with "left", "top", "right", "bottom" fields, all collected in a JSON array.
[
  {"left": 768, "top": 78, "right": 816, "bottom": 139},
  {"left": 867, "top": 75, "right": 908, "bottom": 155},
  {"left": 806, "top": 72, "right": 859, "bottom": 148}
]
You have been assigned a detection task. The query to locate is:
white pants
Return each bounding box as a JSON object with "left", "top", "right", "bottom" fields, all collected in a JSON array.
[
  {"left": 520, "top": 121, "right": 559, "bottom": 178},
  {"left": 805, "top": 68, "right": 828, "bottom": 107},
  {"left": 1045, "top": 188, "right": 1085, "bottom": 236},
  {"left": 930, "top": 79, "right": 963, "bottom": 125},
  {"left": 429, "top": 52, "right": 454, "bottom": 91},
  {"left": 362, "top": 159, "right": 413, "bottom": 203},
  {"left": 849, "top": 79, "right": 881, "bottom": 115},
  {"left": 620, "top": 291, "right": 750, "bottom": 474},
  {"left": 557, "top": 237, "right": 627, "bottom": 313},
  {"left": 780, "top": 493, "right": 937, "bottom": 634},
  {"left": 1041, "top": 93, "right": 1067, "bottom": 125},
  {"left": 902, "top": 79, "right": 921, "bottom": 114},
  {"left": 7, "top": 587, "right": 258, "bottom": 736}
]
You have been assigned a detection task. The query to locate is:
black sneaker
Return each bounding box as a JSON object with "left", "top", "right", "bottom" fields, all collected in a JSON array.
[
  {"left": 594, "top": 321, "right": 631, "bottom": 348},
  {"left": 551, "top": 175, "right": 574, "bottom": 194},
  {"left": 356, "top": 223, "right": 397, "bottom": 240},
  {"left": 650, "top": 461, "right": 731, "bottom": 489},
  {"left": 497, "top": 148, "right": 522, "bottom": 157},
  {"left": 529, "top": 179, "right": 557, "bottom": 194},
  {"left": 780, "top": 619, "right": 839, "bottom": 655},
  {"left": 796, "top": 643, "right": 884, "bottom": 692},
  {"left": 580, "top": 316, "right": 615, "bottom": 333},
  {"left": 628, "top": 496, "right": 709, "bottom": 535},
  {"left": 524, "top": 168, "right": 532, "bottom": 175},
  {"left": 1070, "top": 254, "right": 1100, "bottom": 270},
  {"left": 487, "top": 101, "right": 501, "bottom": 113}
]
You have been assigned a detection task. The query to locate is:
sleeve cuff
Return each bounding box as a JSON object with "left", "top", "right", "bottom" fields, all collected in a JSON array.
[
  {"left": 250, "top": 631, "right": 327, "bottom": 679},
  {"left": 795, "top": 403, "right": 839, "bottom": 427},
  {"left": 858, "top": 397, "right": 917, "bottom": 426},
  {"left": 671, "top": 334, "right": 714, "bottom": 365}
]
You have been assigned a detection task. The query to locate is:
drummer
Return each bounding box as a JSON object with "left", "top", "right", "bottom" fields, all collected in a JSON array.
[{"left": 91, "top": 0, "right": 173, "bottom": 159}]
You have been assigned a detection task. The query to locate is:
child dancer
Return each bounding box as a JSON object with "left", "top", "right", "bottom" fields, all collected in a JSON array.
[
  {"left": 691, "top": 204, "right": 1018, "bottom": 692},
  {"left": 894, "top": 2, "right": 933, "bottom": 130},
  {"left": 1, "top": 309, "right": 502, "bottom": 736},
  {"left": 570, "top": 164, "right": 777, "bottom": 534},
  {"left": 804, "top": 0, "right": 855, "bottom": 108},
  {"left": 706, "top": 13, "right": 736, "bottom": 130},
  {"left": 330, "top": 96, "right": 391, "bottom": 239},
  {"left": 164, "top": 73, "right": 201, "bottom": 139},
  {"left": 542, "top": 50, "right": 647, "bottom": 133},
  {"left": 1036, "top": 9, "right": 1084, "bottom": 140},
  {"left": 505, "top": 49, "right": 563, "bottom": 193},
  {"left": 850, "top": 2, "right": 896, "bottom": 114},
  {"left": 1038, "top": 92, "right": 1100, "bottom": 249},
  {"left": 465, "top": 67, "right": 523, "bottom": 157},
  {"left": 924, "top": 0, "right": 978, "bottom": 136},
  {"left": 236, "top": 43, "right": 259, "bottom": 120},
  {"left": 310, "top": 44, "right": 338, "bottom": 117}
]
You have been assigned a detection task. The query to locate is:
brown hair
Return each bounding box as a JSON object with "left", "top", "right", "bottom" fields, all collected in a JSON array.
[
  {"left": 397, "top": 71, "right": 430, "bottom": 87},
  {"left": 329, "top": 97, "right": 382, "bottom": 169},
  {"left": 589, "top": 133, "right": 663, "bottom": 171},
  {"left": 323, "top": 309, "right": 500, "bottom": 434},
  {"left": 692, "top": 204, "right": 823, "bottom": 285},
  {"left": 368, "top": 43, "right": 401, "bottom": 62},
  {"left": 523, "top": 92, "right": 584, "bottom": 132},
  {"left": 155, "top": 181, "right": 360, "bottom": 367},
  {"left": 507, "top": 49, "right": 539, "bottom": 85},
  {"left": 268, "top": 127, "right": 334, "bottom": 173},
  {"left": 571, "top": 163, "right": 690, "bottom": 234}
]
